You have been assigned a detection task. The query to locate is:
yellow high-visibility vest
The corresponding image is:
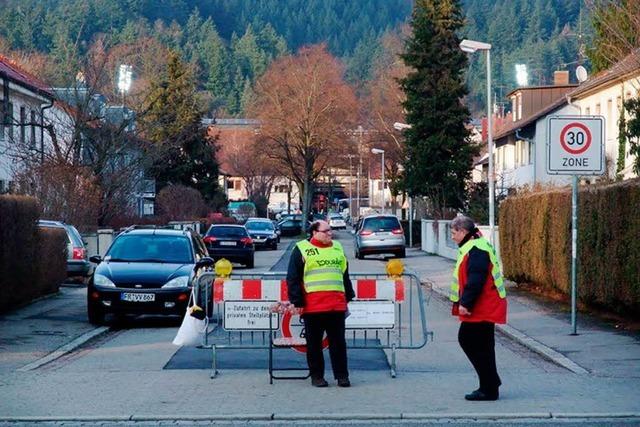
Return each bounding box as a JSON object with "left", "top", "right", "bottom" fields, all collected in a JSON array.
[
  {"left": 296, "top": 240, "right": 347, "bottom": 294},
  {"left": 449, "top": 237, "right": 506, "bottom": 302}
]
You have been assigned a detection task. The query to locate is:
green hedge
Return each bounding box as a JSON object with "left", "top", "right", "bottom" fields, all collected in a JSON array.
[
  {"left": 0, "top": 195, "right": 66, "bottom": 313},
  {"left": 499, "top": 179, "right": 640, "bottom": 314}
]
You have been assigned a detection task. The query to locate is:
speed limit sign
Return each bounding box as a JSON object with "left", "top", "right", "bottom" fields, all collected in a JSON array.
[{"left": 547, "top": 115, "right": 605, "bottom": 175}]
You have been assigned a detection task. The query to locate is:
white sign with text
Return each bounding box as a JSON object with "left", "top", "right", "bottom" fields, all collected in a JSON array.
[
  {"left": 547, "top": 115, "right": 605, "bottom": 175},
  {"left": 345, "top": 300, "right": 396, "bottom": 329},
  {"left": 223, "top": 300, "right": 278, "bottom": 330}
]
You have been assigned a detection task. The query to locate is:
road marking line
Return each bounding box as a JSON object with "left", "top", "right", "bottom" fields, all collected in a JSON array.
[{"left": 17, "top": 326, "right": 109, "bottom": 372}]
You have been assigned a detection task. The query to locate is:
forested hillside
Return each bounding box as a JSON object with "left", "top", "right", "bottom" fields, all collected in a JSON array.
[
  {"left": 462, "top": 0, "right": 588, "bottom": 111},
  {"left": 0, "top": 0, "right": 589, "bottom": 116}
]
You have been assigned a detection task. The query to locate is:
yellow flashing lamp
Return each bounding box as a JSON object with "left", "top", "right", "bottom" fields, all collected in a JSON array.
[
  {"left": 214, "top": 258, "right": 233, "bottom": 278},
  {"left": 386, "top": 258, "right": 404, "bottom": 278}
]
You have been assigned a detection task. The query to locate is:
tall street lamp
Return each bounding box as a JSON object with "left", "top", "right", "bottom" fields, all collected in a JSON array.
[
  {"left": 460, "top": 39, "right": 495, "bottom": 244},
  {"left": 371, "top": 148, "right": 385, "bottom": 214},
  {"left": 394, "top": 121, "right": 413, "bottom": 246}
]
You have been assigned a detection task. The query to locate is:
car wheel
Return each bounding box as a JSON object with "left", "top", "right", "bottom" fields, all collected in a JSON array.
[
  {"left": 87, "top": 301, "right": 105, "bottom": 325},
  {"left": 246, "top": 257, "right": 255, "bottom": 268},
  {"left": 397, "top": 249, "right": 406, "bottom": 259}
]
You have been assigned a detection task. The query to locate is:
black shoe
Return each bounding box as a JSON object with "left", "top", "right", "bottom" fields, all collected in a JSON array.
[
  {"left": 464, "top": 390, "right": 498, "bottom": 401},
  {"left": 311, "top": 377, "right": 328, "bottom": 387},
  {"left": 337, "top": 378, "right": 351, "bottom": 387}
]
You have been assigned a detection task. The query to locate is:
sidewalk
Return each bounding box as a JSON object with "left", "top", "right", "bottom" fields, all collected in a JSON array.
[{"left": 401, "top": 247, "right": 640, "bottom": 379}]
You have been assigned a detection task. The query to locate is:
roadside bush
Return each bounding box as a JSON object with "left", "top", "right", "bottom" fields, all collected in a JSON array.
[
  {"left": 0, "top": 195, "right": 65, "bottom": 313},
  {"left": 500, "top": 179, "right": 640, "bottom": 314},
  {"left": 36, "top": 227, "right": 67, "bottom": 297}
]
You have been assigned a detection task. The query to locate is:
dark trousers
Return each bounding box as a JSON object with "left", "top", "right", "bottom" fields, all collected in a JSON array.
[
  {"left": 458, "top": 321, "right": 501, "bottom": 395},
  {"left": 302, "top": 311, "right": 349, "bottom": 380}
]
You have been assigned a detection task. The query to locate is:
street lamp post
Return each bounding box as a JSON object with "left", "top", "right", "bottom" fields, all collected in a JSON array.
[
  {"left": 394, "top": 121, "right": 412, "bottom": 246},
  {"left": 371, "top": 148, "right": 385, "bottom": 214},
  {"left": 460, "top": 39, "right": 495, "bottom": 244},
  {"left": 345, "top": 154, "right": 355, "bottom": 220}
]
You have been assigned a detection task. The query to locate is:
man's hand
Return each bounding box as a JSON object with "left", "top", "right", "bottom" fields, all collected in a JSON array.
[{"left": 459, "top": 305, "right": 472, "bottom": 316}]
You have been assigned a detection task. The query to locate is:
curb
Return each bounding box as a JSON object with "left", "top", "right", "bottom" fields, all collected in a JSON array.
[
  {"left": 422, "top": 279, "right": 589, "bottom": 375},
  {"left": 1, "top": 413, "right": 640, "bottom": 423},
  {"left": 17, "top": 326, "right": 110, "bottom": 371}
]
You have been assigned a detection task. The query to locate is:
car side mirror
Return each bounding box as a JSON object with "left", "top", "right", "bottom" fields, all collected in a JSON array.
[
  {"left": 196, "top": 257, "right": 215, "bottom": 270},
  {"left": 89, "top": 255, "right": 102, "bottom": 264}
]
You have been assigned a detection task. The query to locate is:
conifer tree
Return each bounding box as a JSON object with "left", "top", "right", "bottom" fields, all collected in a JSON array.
[
  {"left": 142, "top": 51, "right": 221, "bottom": 202},
  {"left": 400, "top": 0, "right": 479, "bottom": 218}
]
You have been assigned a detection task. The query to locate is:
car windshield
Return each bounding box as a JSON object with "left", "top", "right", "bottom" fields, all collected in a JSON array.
[
  {"left": 208, "top": 226, "right": 248, "bottom": 237},
  {"left": 329, "top": 214, "right": 342, "bottom": 220},
  {"left": 245, "top": 221, "right": 274, "bottom": 231},
  {"left": 107, "top": 235, "right": 193, "bottom": 263},
  {"left": 363, "top": 217, "right": 401, "bottom": 231},
  {"left": 282, "top": 220, "right": 301, "bottom": 226}
]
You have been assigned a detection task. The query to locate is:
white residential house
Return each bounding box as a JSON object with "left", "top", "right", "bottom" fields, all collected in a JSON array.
[
  {"left": 491, "top": 71, "right": 578, "bottom": 194},
  {"left": 568, "top": 49, "right": 640, "bottom": 179},
  {"left": 0, "top": 55, "right": 55, "bottom": 192}
]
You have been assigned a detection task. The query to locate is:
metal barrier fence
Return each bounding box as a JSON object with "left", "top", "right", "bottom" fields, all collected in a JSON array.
[{"left": 194, "top": 271, "right": 431, "bottom": 379}]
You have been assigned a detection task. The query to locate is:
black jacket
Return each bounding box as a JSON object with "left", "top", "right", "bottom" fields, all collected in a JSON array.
[{"left": 457, "top": 231, "right": 490, "bottom": 310}]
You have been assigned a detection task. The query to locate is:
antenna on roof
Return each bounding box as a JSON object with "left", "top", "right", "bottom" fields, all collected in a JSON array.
[{"left": 576, "top": 66, "right": 588, "bottom": 83}]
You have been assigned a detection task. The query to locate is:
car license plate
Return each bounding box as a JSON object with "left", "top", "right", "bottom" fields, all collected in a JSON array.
[
  {"left": 121, "top": 293, "right": 155, "bottom": 302},
  {"left": 220, "top": 241, "right": 236, "bottom": 246}
]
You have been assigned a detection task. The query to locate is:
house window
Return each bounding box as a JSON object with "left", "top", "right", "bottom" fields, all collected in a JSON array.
[
  {"left": 517, "top": 93, "right": 522, "bottom": 120},
  {"left": 7, "top": 102, "right": 13, "bottom": 140},
  {"left": 516, "top": 139, "right": 529, "bottom": 167},
  {"left": 595, "top": 103, "right": 601, "bottom": 115},
  {"left": 226, "top": 179, "right": 234, "bottom": 190},
  {"left": 233, "top": 180, "right": 242, "bottom": 190},
  {"left": 511, "top": 96, "right": 517, "bottom": 122},
  {"left": 0, "top": 100, "right": 4, "bottom": 141},
  {"left": 30, "top": 110, "right": 37, "bottom": 148},
  {"left": 274, "top": 184, "right": 289, "bottom": 193},
  {"left": 584, "top": 107, "right": 590, "bottom": 115},
  {"left": 20, "top": 106, "right": 26, "bottom": 144},
  {"left": 607, "top": 99, "right": 613, "bottom": 136}
]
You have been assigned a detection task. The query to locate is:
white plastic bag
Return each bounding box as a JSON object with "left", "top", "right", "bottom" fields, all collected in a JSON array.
[{"left": 172, "top": 291, "right": 207, "bottom": 347}]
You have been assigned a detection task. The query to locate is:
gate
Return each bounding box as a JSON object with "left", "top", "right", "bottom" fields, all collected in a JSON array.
[{"left": 194, "top": 271, "right": 431, "bottom": 379}]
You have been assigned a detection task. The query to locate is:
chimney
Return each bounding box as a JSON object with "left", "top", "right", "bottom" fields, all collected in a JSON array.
[{"left": 554, "top": 70, "right": 569, "bottom": 86}]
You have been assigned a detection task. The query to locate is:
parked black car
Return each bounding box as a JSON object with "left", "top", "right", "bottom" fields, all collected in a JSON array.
[
  {"left": 277, "top": 219, "right": 304, "bottom": 237},
  {"left": 87, "top": 227, "right": 213, "bottom": 325},
  {"left": 37, "top": 220, "right": 91, "bottom": 280},
  {"left": 245, "top": 218, "right": 278, "bottom": 250},
  {"left": 204, "top": 224, "right": 255, "bottom": 267}
]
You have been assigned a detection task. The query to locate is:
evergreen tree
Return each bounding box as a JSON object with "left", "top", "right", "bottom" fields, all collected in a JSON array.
[
  {"left": 142, "top": 51, "right": 221, "bottom": 202},
  {"left": 400, "top": 0, "right": 479, "bottom": 218}
]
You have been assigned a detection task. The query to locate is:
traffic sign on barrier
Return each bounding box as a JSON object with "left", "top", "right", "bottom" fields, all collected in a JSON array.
[{"left": 547, "top": 115, "right": 605, "bottom": 175}]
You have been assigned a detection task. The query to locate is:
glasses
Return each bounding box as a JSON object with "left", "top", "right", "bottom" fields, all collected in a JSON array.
[{"left": 316, "top": 229, "right": 332, "bottom": 233}]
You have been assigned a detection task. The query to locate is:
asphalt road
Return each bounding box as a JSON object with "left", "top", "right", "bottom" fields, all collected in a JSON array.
[{"left": 0, "top": 230, "right": 638, "bottom": 426}]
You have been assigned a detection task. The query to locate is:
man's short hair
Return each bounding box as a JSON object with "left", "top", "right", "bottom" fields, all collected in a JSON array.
[{"left": 309, "top": 221, "right": 323, "bottom": 233}]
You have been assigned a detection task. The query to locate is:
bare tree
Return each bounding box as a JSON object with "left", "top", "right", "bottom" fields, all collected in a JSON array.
[
  {"left": 248, "top": 44, "right": 358, "bottom": 229},
  {"left": 364, "top": 29, "right": 411, "bottom": 214}
]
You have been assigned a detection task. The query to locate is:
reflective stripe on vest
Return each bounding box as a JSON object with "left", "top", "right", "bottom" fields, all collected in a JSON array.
[
  {"left": 296, "top": 240, "right": 346, "bottom": 293},
  {"left": 449, "top": 236, "right": 506, "bottom": 302}
]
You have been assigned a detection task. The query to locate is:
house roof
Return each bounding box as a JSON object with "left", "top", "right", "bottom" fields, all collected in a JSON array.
[
  {"left": 569, "top": 48, "right": 640, "bottom": 99},
  {"left": 0, "top": 55, "right": 53, "bottom": 98},
  {"left": 493, "top": 96, "right": 568, "bottom": 141},
  {"left": 505, "top": 84, "right": 577, "bottom": 98}
]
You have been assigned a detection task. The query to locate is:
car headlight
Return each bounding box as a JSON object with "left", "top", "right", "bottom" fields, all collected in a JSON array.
[
  {"left": 94, "top": 274, "right": 115, "bottom": 287},
  {"left": 271, "top": 233, "right": 278, "bottom": 238},
  {"left": 162, "top": 276, "right": 189, "bottom": 289}
]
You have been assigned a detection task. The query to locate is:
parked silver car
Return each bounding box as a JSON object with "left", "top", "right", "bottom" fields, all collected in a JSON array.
[
  {"left": 37, "top": 220, "right": 91, "bottom": 280},
  {"left": 353, "top": 214, "right": 405, "bottom": 259}
]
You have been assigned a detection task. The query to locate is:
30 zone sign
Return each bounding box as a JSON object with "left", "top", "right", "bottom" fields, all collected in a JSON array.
[{"left": 547, "top": 116, "right": 604, "bottom": 175}]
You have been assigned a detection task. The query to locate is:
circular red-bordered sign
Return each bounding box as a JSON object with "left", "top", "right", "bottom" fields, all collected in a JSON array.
[
  {"left": 281, "top": 311, "right": 329, "bottom": 353},
  {"left": 559, "top": 122, "right": 592, "bottom": 155}
]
